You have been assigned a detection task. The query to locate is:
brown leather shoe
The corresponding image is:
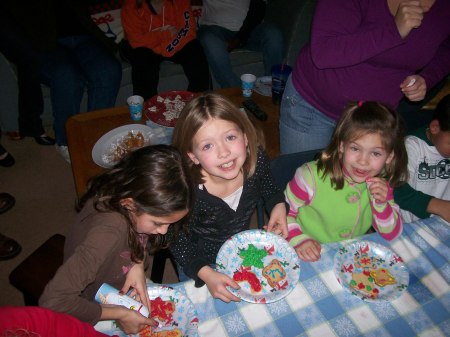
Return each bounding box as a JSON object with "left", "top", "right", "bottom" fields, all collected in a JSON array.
[{"left": 0, "top": 233, "right": 21, "bottom": 260}]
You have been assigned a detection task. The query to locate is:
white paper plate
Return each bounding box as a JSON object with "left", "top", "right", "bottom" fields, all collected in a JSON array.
[
  {"left": 95, "top": 285, "right": 199, "bottom": 336},
  {"left": 334, "top": 240, "right": 409, "bottom": 302},
  {"left": 254, "top": 76, "right": 272, "bottom": 97},
  {"left": 216, "top": 229, "right": 300, "bottom": 303},
  {"left": 91, "top": 124, "right": 156, "bottom": 168}
]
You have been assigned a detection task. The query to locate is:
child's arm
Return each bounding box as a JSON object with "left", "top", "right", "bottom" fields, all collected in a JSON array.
[
  {"left": 285, "top": 164, "right": 321, "bottom": 261},
  {"left": 265, "top": 202, "right": 288, "bottom": 237},
  {"left": 100, "top": 305, "right": 156, "bottom": 334},
  {"left": 198, "top": 266, "right": 241, "bottom": 303},
  {"left": 256, "top": 150, "right": 289, "bottom": 232},
  {"left": 394, "top": 182, "right": 434, "bottom": 219},
  {"left": 168, "top": 223, "right": 212, "bottom": 286},
  {"left": 367, "top": 177, "right": 403, "bottom": 240},
  {"left": 294, "top": 240, "right": 322, "bottom": 262},
  {"left": 394, "top": 183, "right": 450, "bottom": 222},
  {"left": 120, "top": 261, "right": 151, "bottom": 313},
  {"left": 427, "top": 198, "right": 450, "bottom": 222}
]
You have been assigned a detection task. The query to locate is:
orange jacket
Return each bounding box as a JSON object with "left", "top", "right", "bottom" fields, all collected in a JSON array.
[{"left": 121, "top": 0, "right": 196, "bottom": 57}]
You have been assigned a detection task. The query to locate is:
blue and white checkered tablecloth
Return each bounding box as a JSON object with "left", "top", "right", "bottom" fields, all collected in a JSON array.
[{"left": 172, "top": 216, "right": 450, "bottom": 337}]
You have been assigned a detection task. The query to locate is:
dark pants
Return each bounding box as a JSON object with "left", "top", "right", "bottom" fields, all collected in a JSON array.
[
  {"left": 37, "top": 36, "right": 122, "bottom": 146},
  {"left": 122, "top": 39, "right": 210, "bottom": 100},
  {"left": 0, "top": 13, "right": 45, "bottom": 137}
]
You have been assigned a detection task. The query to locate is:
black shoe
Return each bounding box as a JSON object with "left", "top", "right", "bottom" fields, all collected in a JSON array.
[
  {"left": 0, "top": 152, "right": 15, "bottom": 167},
  {"left": 34, "top": 135, "right": 56, "bottom": 146},
  {"left": 0, "top": 193, "right": 15, "bottom": 214},
  {"left": 0, "top": 233, "right": 21, "bottom": 261}
]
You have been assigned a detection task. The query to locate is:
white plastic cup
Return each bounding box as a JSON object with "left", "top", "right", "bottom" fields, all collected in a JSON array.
[
  {"left": 240, "top": 73, "right": 257, "bottom": 97},
  {"left": 95, "top": 283, "right": 150, "bottom": 317},
  {"left": 127, "top": 95, "right": 144, "bottom": 121}
]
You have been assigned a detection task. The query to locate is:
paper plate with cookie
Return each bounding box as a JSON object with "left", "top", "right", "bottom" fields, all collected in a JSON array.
[
  {"left": 334, "top": 240, "right": 409, "bottom": 302},
  {"left": 94, "top": 285, "right": 199, "bottom": 337},
  {"left": 215, "top": 229, "right": 301, "bottom": 303}
]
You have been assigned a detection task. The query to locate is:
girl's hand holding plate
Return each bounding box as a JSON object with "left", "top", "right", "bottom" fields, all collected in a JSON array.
[{"left": 198, "top": 266, "right": 241, "bottom": 303}]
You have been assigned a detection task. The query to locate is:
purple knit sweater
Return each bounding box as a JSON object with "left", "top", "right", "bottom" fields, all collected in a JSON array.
[{"left": 293, "top": 0, "right": 450, "bottom": 120}]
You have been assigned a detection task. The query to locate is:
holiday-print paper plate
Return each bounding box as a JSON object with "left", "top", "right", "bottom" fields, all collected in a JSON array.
[
  {"left": 334, "top": 240, "right": 409, "bottom": 302},
  {"left": 216, "top": 229, "right": 300, "bottom": 303},
  {"left": 95, "top": 285, "right": 199, "bottom": 336}
]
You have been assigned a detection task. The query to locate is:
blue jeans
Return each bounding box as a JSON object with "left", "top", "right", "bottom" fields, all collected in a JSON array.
[
  {"left": 38, "top": 36, "right": 122, "bottom": 146},
  {"left": 197, "top": 23, "right": 283, "bottom": 88},
  {"left": 279, "top": 75, "right": 336, "bottom": 154}
]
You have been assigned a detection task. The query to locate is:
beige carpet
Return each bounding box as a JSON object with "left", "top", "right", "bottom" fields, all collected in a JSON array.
[{"left": 0, "top": 129, "right": 178, "bottom": 307}]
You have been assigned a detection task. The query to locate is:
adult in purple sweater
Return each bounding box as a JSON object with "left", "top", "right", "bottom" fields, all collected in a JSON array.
[{"left": 280, "top": 0, "right": 450, "bottom": 154}]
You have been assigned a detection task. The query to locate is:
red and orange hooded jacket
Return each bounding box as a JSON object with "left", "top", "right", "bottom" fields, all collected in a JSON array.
[{"left": 121, "top": 0, "right": 196, "bottom": 57}]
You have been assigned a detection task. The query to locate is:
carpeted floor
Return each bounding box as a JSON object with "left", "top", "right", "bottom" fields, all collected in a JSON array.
[{"left": 0, "top": 129, "right": 178, "bottom": 307}]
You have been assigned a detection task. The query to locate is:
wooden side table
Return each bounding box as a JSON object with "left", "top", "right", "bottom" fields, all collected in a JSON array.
[{"left": 66, "top": 88, "right": 280, "bottom": 198}]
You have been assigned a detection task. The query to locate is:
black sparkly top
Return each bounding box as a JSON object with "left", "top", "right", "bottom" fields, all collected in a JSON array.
[{"left": 169, "top": 150, "right": 287, "bottom": 287}]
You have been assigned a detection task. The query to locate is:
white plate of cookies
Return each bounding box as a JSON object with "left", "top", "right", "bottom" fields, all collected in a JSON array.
[
  {"left": 216, "top": 229, "right": 301, "bottom": 303},
  {"left": 92, "top": 124, "right": 156, "bottom": 168}
]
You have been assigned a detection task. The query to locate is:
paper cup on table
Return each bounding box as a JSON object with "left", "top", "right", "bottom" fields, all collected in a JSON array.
[
  {"left": 127, "top": 95, "right": 144, "bottom": 121},
  {"left": 241, "top": 73, "right": 257, "bottom": 98}
]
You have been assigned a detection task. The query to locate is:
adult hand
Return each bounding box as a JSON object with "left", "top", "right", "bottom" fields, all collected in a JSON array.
[
  {"left": 395, "top": 1, "right": 426, "bottom": 39},
  {"left": 400, "top": 75, "right": 427, "bottom": 101},
  {"left": 295, "top": 240, "right": 321, "bottom": 262},
  {"left": 121, "top": 262, "right": 151, "bottom": 312},
  {"left": 264, "top": 202, "right": 288, "bottom": 238},
  {"left": 198, "top": 266, "right": 241, "bottom": 303}
]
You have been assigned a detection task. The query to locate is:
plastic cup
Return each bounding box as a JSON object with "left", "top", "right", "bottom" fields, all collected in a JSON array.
[
  {"left": 127, "top": 95, "right": 144, "bottom": 121},
  {"left": 240, "top": 73, "right": 257, "bottom": 98},
  {"left": 271, "top": 64, "right": 292, "bottom": 105}
]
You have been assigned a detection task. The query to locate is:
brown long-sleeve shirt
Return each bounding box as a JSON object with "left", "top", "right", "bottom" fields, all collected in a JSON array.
[{"left": 39, "top": 200, "right": 147, "bottom": 325}]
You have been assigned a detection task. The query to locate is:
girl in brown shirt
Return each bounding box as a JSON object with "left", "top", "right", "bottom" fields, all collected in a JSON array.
[{"left": 40, "top": 145, "right": 194, "bottom": 335}]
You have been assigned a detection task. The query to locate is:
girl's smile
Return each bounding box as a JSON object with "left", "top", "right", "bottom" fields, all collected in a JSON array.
[
  {"left": 340, "top": 133, "right": 394, "bottom": 183},
  {"left": 188, "top": 118, "right": 248, "bottom": 186}
]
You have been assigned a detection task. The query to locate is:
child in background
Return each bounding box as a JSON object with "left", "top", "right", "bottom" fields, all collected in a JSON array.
[
  {"left": 286, "top": 101, "right": 408, "bottom": 262},
  {"left": 394, "top": 94, "right": 450, "bottom": 223},
  {"left": 39, "top": 145, "right": 193, "bottom": 335},
  {"left": 170, "top": 93, "right": 288, "bottom": 302},
  {"left": 120, "top": 0, "right": 210, "bottom": 100}
]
